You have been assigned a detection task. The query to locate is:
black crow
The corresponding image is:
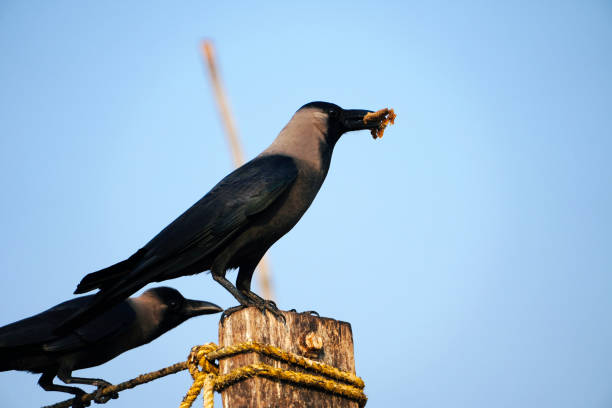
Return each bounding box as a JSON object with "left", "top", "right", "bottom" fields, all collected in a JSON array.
[
  {"left": 0, "top": 287, "right": 221, "bottom": 406},
  {"left": 60, "top": 102, "right": 392, "bottom": 330}
]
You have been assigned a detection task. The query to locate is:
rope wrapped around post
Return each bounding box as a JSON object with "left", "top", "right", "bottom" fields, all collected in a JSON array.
[
  {"left": 42, "top": 341, "right": 367, "bottom": 408},
  {"left": 180, "top": 341, "right": 367, "bottom": 408}
]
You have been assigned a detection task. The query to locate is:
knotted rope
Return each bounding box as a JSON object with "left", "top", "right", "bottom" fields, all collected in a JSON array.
[
  {"left": 180, "top": 341, "right": 367, "bottom": 408},
  {"left": 43, "top": 341, "right": 366, "bottom": 408}
]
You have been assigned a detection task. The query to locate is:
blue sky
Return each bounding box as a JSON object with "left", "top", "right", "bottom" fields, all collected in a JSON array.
[{"left": 1, "top": 1, "right": 611, "bottom": 407}]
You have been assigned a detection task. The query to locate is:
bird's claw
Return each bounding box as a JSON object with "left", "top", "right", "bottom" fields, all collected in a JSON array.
[
  {"left": 92, "top": 382, "right": 118, "bottom": 404},
  {"left": 265, "top": 299, "right": 278, "bottom": 309},
  {"left": 70, "top": 393, "right": 91, "bottom": 408},
  {"left": 93, "top": 390, "right": 118, "bottom": 404},
  {"left": 219, "top": 305, "right": 248, "bottom": 325},
  {"left": 256, "top": 300, "right": 286, "bottom": 324},
  {"left": 234, "top": 291, "right": 285, "bottom": 323},
  {"left": 287, "top": 308, "right": 319, "bottom": 316},
  {"left": 302, "top": 310, "right": 319, "bottom": 316},
  {"left": 220, "top": 302, "right": 286, "bottom": 325}
]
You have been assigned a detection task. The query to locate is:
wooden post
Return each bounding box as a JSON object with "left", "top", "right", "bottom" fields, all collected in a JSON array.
[{"left": 219, "top": 307, "right": 360, "bottom": 408}]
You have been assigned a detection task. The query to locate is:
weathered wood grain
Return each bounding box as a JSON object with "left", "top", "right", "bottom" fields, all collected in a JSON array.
[{"left": 219, "top": 307, "right": 359, "bottom": 408}]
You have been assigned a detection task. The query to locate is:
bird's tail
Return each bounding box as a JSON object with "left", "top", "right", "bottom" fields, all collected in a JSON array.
[
  {"left": 55, "top": 275, "right": 151, "bottom": 336},
  {"left": 56, "top": 248, "right": 151, "bottom": 335},
  {"left": 74, "top": 248, "right": 147, "bottom": 294}
]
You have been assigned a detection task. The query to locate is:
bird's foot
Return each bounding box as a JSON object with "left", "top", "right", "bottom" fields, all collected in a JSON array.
[
  {"left": 70, "top": 392, "right": 91, "bottom": 408},
  {"left": 219, "top": 305, "right": 248, "bottom": 325},
  {"left": 288, "top": 308, "right": 320, "bottom": 317},
  {"left": 220, "top": 300, "right": 286, "bottom": 324},
  {"left": 254, "top": 299, "right": 286, "bottom": 324},
  {"left": 92, "top": 382, "right": 118, "bottom": 404},
  {"left": 238, "top": 290, "right": 285, "bottom": 323}
]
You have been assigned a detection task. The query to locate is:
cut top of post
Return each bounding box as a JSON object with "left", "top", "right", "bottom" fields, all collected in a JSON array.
[{"left": 218, "top": 308, "right": 361, "bottom": 408}]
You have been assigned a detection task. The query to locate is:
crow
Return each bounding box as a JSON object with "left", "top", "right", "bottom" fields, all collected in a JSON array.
[
  {"left": 60, "top": 101, "right": 390, "bottom": 331},
  {"left": 0, "top": 287, "right": 221, "bottom": 406}
]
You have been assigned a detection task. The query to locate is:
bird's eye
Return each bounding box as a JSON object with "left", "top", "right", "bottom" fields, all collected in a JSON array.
[{"left": 168, "top": 300, "right": 179, "bottom": 310}]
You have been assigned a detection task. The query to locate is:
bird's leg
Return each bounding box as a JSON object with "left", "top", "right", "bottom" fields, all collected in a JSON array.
[
  {"left": 211, "top": 273, "right": 249, "bottom": 305},
  {"left": 235, "top": 264, "right": 264, "bottom": 303},
  {"left": 211, "top": 262, "right": 252, "bottom": 323},
  {"left": 236, "top": 264, "right": 285, "bottom": 323},
  {"left": 57, "top": 369, "right": 119, "bottom": 403},
  {"left": 38, "top": 371, "right": 90, "bottom": 408}
]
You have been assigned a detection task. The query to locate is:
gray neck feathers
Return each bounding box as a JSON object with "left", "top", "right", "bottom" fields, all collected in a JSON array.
[
  {"left": 261, "top": 109, "right": 332, "bottom": 171},
  {"left": 129, "top": 297, "right": 165, "bottom": 343}
]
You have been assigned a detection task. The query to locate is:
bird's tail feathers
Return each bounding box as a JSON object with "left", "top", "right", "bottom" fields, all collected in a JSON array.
[
  {"left": 55, "top": 275, "right": 152, "bottom": 336},
  {"left": 74, "top": 248, "right": 147, "bottom": 294},
  {"left": 58, "top": 251, "right": 157, "bottom": 335}
]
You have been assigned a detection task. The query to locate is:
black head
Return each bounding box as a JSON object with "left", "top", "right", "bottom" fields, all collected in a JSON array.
[
  {"left": 144, "top": 287, "right": 222, "bottom": 331},
  {"left": 298, "top": 101, "right": 382, "bottom": 146}
]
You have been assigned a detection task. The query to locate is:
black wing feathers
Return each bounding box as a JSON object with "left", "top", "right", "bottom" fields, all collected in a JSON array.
[
  {"left": 75, "top": 248, "right": 148, "bottom": 294},
  {"left": 0, "top": 296, "right": 93, "bottom": 349},
  {"left": 59, "top": 155, "right": 297, "bottom": 333},
  {"left": 0, "top": 296, "right": 136, "bottom": 360},
  {"left": 144, "top": 154, "right": 298, "bottom": 257}
]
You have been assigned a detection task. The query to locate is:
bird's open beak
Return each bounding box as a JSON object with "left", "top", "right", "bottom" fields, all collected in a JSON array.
[
  {"left": 182, "top": 299, "right": 223, "bottom": 317},
  {"left": 341, "top": 109, "right": 378, "bottom": 132}
]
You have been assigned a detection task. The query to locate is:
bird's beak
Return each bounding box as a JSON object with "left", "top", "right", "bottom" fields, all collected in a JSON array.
[
  {"left": 341, "top": 109, "right": 378, "bottom": 132},
  {"left": 182, "top": 299, "right": 223, "bottom": 317}
]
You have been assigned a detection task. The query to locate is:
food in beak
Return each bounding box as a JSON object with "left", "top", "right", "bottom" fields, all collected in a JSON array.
[{"left": 363, "top": 108, "right": 397, "bottom": 139}]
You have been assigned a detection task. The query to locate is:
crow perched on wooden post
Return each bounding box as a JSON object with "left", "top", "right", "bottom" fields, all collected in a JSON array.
[{"left": 58, "top": 102, "right": 395, "bottom": 331}]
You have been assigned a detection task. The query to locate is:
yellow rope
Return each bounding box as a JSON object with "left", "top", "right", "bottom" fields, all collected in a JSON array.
[
  {"left": 43, "top": 341, "right": 367, "bottom": 408},
  {"left": 207, "top": 341, "right": 365, "bottom": 388},
  {"left": 179, "top": 341, "right": 367, "bottom": 408}
]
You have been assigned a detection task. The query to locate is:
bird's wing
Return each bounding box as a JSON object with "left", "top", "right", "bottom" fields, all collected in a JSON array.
[
  {"left": 0, "top": 296, "right": 136, "bottom": 354},
  {"left": 113, "top": 154, "right": 299, "bottom": 288},
  {"left": 43, "top": 302, "right": 136, "bottom": 353},
  {"left": 143, "top": 154, "right": 299, "bottom": 257},
  {"left": 61, "top": 154, "right": 298, "bottom": 333},
  {"left": 0, "top": 296, "right": 93, "bottom": 349}
]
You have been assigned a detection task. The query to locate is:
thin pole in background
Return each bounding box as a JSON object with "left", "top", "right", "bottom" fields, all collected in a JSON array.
[{"left": 200, "top": 40, "right": 276, "bottom": 302}]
